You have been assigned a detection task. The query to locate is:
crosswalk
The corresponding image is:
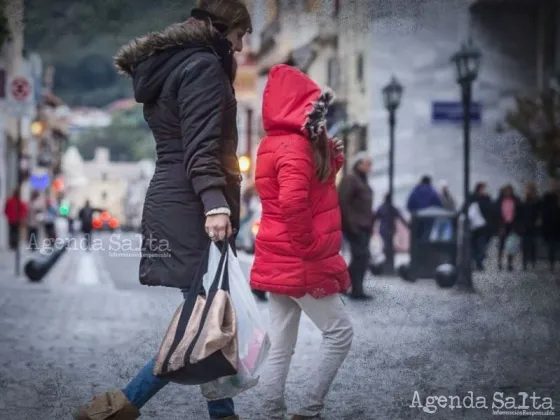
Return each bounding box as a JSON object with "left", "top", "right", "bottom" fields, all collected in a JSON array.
[{"left": 42, "top": 248, "right": 115, "bottom": 289}]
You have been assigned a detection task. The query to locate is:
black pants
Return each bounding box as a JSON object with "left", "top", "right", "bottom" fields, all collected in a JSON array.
[
  {"left": 44, "top": 222, "right": 56, "bottom": 245},
  {"left": 83, "top": 230, "right": 92, "bottom": 250},
  {"left": 521, "top": 233, "right": 537, "bottom": 269},
  {"left": 8, "top": 223, "right": 19, "bottom": 250},
  {"left": 345, "top": 228, "right": 371, "bottom": 295},
  {"left": 471, "top": 228, "right": 489, "bottom": 270}
]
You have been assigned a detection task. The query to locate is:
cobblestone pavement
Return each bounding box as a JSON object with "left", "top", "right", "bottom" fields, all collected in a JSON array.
[{"left": 0, "top": 241, "right": 559, "bottom": 420}]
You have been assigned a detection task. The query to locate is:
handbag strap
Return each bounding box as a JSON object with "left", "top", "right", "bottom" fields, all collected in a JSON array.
[
  {"left": 184, "top": 243, "right": 230, "bottom": 362},
  {"left": 161, "top": 241, "right": 228, "bottom": 373}
]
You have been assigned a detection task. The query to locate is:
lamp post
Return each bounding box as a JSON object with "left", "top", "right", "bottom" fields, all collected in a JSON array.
[
  {"left": 382, "top": 76, "right": 403, "bottom": 275},
  {"left": 451, "top": 40, "right": 482, "bottom": 291}
]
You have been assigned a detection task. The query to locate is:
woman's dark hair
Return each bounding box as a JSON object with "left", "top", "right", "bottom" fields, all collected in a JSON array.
[
  {"left": 196, "top": 0, "right": 253, "bottom": 33},
  {"left": 474, "top": 182, "right": 486, "bottom": 196},
  {"left": 420, "top": 175, "right": 431, "bottom": 185},
  {"left": 312, "top": 130, "right": 332, "bottom": 183}
]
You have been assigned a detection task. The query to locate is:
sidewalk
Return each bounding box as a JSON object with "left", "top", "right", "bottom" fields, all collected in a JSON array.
[{"left": 0, "top": 253, "right": 558, "bottom": 419}]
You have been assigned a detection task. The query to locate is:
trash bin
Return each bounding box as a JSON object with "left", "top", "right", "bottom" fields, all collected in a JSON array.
[{"left": 408, "top": 207, "right": 458, "bottom": 281}]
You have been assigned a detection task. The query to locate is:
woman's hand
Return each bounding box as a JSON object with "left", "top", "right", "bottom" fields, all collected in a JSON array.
[
  {"left": 331, "top": 137, "right": 344, "bottom": 155},
  {"left": 205, "top": 214, "right": 232, "bottom": 241}
]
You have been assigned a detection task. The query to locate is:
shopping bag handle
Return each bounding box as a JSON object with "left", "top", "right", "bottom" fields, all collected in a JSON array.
[{"left": 160, "top": 241, "right": 228, "bottom": 373}]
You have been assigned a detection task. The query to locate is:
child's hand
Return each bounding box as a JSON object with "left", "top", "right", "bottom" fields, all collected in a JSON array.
[{"left": 331, "top": 137, "right": 344, "bottom": 155}]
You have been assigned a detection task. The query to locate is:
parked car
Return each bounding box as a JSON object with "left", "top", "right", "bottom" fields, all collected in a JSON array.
[{"left": 92, "top": 211, "right": 120, "bottom": 232}]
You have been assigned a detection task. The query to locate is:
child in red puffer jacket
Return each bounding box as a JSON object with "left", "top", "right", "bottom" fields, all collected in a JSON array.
[{"left": 250, "top": 64, "right": 353, "bottom": 420}]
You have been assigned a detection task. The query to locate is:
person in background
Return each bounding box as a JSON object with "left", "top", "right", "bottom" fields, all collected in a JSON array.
[
  {"left": 495, "top": 184, "right": 522, "bottom": 271},
  {"left": 406, "top": 175, "right": 443, "bottom": 213},
  {"left": 338, "top": 151, "right": 374, "bottom": 300},
  {"left": 43, "top": 199, "right": 58, "bottom": 246},
  {"left": 27, "top": 190, "right": 43, "bottom": 251},
  {"left": 406, "top": 175, "right": 443, "bottom": 243},
  {"left": 375, "top": 193, "right": 409, "bottom": 263},
  {"left": 78, "top": 200, "right": 98, "bottom": 251},
  {"left": 250, "top": 64, "right": 352, "bottom": 420},
  {"left": 439, "top": 180, "right": 456, "bottom": 212},
  {"left": 469, "top": 182, "right": 495, "bottom": 271},
  {"left": 3, "top": 188, "right": 28, "bottom": 250},
  {"left": 519, "top": 182, "right": 540, "bottom": 271},
  {"left": 540, "top": 177, "right": 560, "bottom": 272}
]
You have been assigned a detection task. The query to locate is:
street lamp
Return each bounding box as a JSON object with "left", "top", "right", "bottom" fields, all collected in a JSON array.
[
  {"left": 382, "top": 75, "right": 403, "bottom": 275},
  {"left": 451, "top": 39, "right": 482, "bottom": 292}
]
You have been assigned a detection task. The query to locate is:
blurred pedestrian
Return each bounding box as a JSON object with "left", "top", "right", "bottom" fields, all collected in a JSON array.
[
  {"left": 26, "top": 190, "right": 43, "bottom": 252},
  {"left": 43, "top": 199, "right": 58, "bottom": 246},
  {"left": 78, "top": 200, "right": 98, "bottom": 251},
  {"left": 540, "top": 177, "right": 560, "bottom": 272},
  {"left": 3, "top": 188, "right": 28, "bottom": 250},
  {"left": 376, "top": 193, "right": 409, "bottom": 261},
  {"left": 338, "top": 151, "right": 375, "bottom": 299},
  {"left": 468, "top": 182, "right": 495, "bottom": 271},
  {"left": 74, "top": 1, "right": 252, "bottom": 419},
  {"left": 519, "top": 182, "right": 540, "bottom": 270},
  {"left": 496, "top": 184, "right": 522, "bottom": 271},
  {"left": 439, "top": 180, "right": 456, "bottom": 212},
  {"left": 406, "top": 175, "right": 443, "bottom": 213},
  {"left": 250, "top": 65, "right": 352, "bottom": 420}
]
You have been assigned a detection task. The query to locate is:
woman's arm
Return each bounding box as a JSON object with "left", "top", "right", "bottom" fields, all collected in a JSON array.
[
  {"left": 274, "top": 139, "right": 315, "bottom": 255},
  {"left": 177, "top": 55, "right": 229, "bottom": 214}
]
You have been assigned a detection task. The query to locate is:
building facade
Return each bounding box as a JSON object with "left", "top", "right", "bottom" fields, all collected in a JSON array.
[
  {"left": 337, "top": 0, "right": 559, "bottom": 208},
  {"left": 62, "top": 146, "right": 155, "bottom": 224}
]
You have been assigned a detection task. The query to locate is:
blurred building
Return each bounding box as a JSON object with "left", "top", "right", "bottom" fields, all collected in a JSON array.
[
  {"left": 251, "top": 0, "right": 347, "bottom": 155},
  {"left": 336, "top": 0, "right": 559, "bottom": 207},
  {"left": 61, "top": 146, "right": 155, "bottom": 224},
  {"left": 250, "top": 0, "right": 559, "bottom": 208},
  {"left": 0, "top": 0, "right": 70, "bottom": 249}
]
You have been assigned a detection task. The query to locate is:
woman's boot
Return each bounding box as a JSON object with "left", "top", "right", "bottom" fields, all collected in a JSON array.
[{"left": 74, "top": 389, "right": 140, "bottom": 420}]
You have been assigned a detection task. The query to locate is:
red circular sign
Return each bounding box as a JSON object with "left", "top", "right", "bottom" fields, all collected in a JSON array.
[{"left": 10, "top": 77, "right": 31, "bottom": 101}]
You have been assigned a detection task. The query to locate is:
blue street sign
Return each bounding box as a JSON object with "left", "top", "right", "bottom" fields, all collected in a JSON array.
[{"left": 431, "top": 101, "right": 482, "bottom": 123}]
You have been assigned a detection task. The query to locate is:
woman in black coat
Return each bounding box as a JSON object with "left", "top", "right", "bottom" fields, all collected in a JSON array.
[
  {"left": 74, "top": 2, "right": 252, "bottom": 419},
  {"left": 540, "top": 178, "right": 560, "bottom": 271},
  {"left": 518, "top": 182, "right": 540, "bottom": 270}
]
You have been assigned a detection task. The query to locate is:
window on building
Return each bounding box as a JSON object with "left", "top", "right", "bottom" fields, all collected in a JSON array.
[
  {"left": 356, "top": 53, "right": 364, "bottom": 83},
  {"left": 101, "top": 191, "right": 108, "bottom": 201}
]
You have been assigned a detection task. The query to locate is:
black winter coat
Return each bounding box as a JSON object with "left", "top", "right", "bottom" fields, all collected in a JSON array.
[
  {"left": 518, "top": 198, "right": 540, "bottom": 235},
  {"left": 114, "top": 23, "right": 241, "bottom": 289},
  {"left": 540, "top": 192, "right": 560, "bottom": 241}
]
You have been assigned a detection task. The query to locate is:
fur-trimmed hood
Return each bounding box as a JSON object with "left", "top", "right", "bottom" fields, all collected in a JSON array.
[
  {"left": 114, "top": 19, "right": 227, "bottom": 104},
  {"left": 262, "top": 64, "right": 335, "bottom": 138},
  {"left": 114, "top": 20, "right": 219, "bottom": 76}
]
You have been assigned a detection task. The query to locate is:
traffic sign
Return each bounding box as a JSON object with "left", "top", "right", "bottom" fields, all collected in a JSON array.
[{"left": 5, "top": 73, "right": 36, "bottom": 118}]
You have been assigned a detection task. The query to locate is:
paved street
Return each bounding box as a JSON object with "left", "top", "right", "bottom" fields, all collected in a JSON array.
[{"left": 0, "top": 231, "right": 559, "bottom": 420}]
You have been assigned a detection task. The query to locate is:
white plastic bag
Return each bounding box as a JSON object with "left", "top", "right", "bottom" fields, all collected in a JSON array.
[
  {"left": 468, "top": 202, "right": 486, "bottom": 229},
  {"left": 201, "top": 244, "right": 271, "bottom": 400}
]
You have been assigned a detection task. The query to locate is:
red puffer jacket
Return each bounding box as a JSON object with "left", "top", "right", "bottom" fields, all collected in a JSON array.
[{"left": 249, "top": 65, "right": 350, "bottom": 298}]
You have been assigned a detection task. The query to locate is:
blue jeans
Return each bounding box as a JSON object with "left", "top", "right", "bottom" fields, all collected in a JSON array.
[{"left": 122, "top": 289, "right": 236, "bottom": 419}]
